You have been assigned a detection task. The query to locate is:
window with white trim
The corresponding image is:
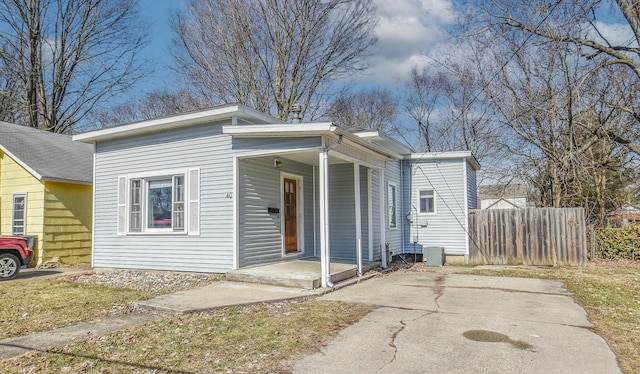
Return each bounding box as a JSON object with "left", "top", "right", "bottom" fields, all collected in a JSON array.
[
  {"left": 117, "top": 169, "right": 199, "bottom": 235},
  {"left": 419, "top": 189, "right": 435, "bottom": 213},
  {"left": 12, "top": 194, "right": 26, "bottom": 235},
  {"left": 388, "top": 184, "right": 397, "bottom": 228}
]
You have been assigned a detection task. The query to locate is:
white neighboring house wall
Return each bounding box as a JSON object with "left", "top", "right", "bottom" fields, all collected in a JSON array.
[
  {"left": 479, "top": 184, "right": 528, "bottom": 210},
  {"left": 480, "top": 197, "right": 527, "bottom": 210}
]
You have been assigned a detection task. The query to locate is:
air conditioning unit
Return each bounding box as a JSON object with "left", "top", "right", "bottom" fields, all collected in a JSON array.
[{"left": 423, "top": 247, "right": 445, "bottom": 266}]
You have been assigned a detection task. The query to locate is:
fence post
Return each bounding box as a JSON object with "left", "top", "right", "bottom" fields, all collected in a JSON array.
[{"left": 590, "top": 227, "right": 596, "bottom": 259}]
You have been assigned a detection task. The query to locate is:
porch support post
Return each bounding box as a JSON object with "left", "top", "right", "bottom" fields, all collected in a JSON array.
[
  {"left": 367, "top": 169, "right": 373, "bottom": 261},
  {"left": 354, "top": 163, "right": 362, "bottom": 276},
  {"left": 319, "top": 149, "right": 331, "bottom": 287},
  {"left": 379, "top": 170, "right": 388, "bottom": 268}
]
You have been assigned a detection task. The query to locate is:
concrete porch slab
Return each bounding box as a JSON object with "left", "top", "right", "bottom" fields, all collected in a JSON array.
[{"left": 226, "top": 258, "right": 380, "bottom": 289}]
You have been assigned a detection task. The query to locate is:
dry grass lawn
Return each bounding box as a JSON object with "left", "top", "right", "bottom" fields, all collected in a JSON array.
[
  {"left": 1, "top": 299, "right": 373, "bottom": 373},
  {"left": 0, "top": 278, "right": 151, "bottom": 340}
]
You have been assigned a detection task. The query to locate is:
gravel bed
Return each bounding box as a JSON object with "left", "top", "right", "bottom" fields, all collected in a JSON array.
[{"left": 71, "top": 270, "right": 223, "bottom": 294}]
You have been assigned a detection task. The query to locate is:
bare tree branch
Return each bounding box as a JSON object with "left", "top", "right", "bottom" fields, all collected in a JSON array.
[
  {"left": 171, "top": 0, "right": 377, "bottom": 121},
  {"left": 0, "top": 0, "right": 149, "bottom": 133}
]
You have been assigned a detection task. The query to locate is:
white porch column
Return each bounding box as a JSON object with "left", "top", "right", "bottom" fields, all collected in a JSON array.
[
  {"left": 367, "top": 169, "right": 373, "bottom": 261},
  {"left": 354, "top": 163, "right": 362, "bottom": 276},
  {"left": 319, "top": 149, "right": 331, "bottom": 287},
  {"left": 379, "top": 169, "right": 387, "bottom": 268}
]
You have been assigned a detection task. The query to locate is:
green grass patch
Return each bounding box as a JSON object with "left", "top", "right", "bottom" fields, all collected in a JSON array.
[
  {"left": 471, "top": 264, "right": 640, "bottom": 374},
  {"left": 1, "top": 300, "right": 374, "bottom": 373},
  {"left": 0, "top": 279, "right": 151, "bottom": 339}
]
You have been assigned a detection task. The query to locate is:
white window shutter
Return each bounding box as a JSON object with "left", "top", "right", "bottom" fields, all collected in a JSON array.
[
  {"left": 117, "top": 176, "right": 127, "bottom": 235},
  {"left": 187, "top": 168, "right": 200, "bottom": 235}
]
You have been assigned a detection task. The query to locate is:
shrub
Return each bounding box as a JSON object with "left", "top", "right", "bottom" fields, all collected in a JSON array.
[{"left": 596, "top": 224, "right": 640, "bottom": 259}]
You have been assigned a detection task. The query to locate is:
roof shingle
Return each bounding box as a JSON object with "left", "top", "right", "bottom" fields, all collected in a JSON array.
[{"left": 0, "top": 121, "right": 93, "bottom": 184}]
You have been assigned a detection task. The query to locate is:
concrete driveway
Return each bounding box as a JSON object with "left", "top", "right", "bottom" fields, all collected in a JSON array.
[{"left": 294, "top": 271, "right": 621, "bottom": 374}]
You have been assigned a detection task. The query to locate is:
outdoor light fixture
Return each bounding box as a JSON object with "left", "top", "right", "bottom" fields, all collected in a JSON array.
[{"left": 274, "top": 159, "right": 282, "bottom": 168}]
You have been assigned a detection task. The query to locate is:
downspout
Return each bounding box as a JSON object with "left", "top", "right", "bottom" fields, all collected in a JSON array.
[
  {"left": 401, "top": 159, "right": 406, "bottom": 254},
  {"left": 354, "top": 162, "right": 362, "bottom": 276}
]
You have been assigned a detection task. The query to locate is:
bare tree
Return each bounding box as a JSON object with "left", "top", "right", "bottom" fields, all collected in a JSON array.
[
  {"left": 172, "top": 0, "right": 377, "bottom": 121},
  {"left": 400, "top": 61, "right": 504, "bottom": 165},
  {"left": 88, "top": 90, "right": 208, "bottom": 130},
  {"left": 400, "top": 67, "right": 446, "bottom": 152},
  {"left": 0, "top": 75, "right": 20, "bottom": 123},
  {"left": 481, "top": 29, "right": 639, "bottom": 217},
  {"left": 0, "top": 0, "right": 148, "bottom": 133},
  {"left": 483, "top": 0, "right": 640, "bottom": 154},
  {"left": 326, "top": 88, "right": 397, "bottom": 132}
]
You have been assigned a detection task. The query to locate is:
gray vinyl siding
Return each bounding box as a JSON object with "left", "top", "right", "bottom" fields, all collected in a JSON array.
[
  {"left": 406, "top": 158, "right": 469, "bottom": 255},
  {"left": 328, "top": 164, "right": 356, "bottom": 259},
  {"left": 466, "top": 162, "right": 478, "bottom": 209},
  {"left": 92, "top": 122, "right": 235, "bottom": 273},
  {"left": 231, "top": 137, "right": 322, "bottom": 155},
  {"left": 384, "top": 160, "right": 403, "bottom": 255},
  {"left": 359, "top": 165, "right": 369, "bottom": 261},
  {"left": 237, "top": 157, "right": 314, "bottom": 267},
  {"left": 371, "top": 169, "right": 382, "bottom": 260}
]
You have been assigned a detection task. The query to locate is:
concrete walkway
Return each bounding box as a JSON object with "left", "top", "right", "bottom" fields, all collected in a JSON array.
[{"left": 294, "top": 271, "right": 622, "bottom": 374}]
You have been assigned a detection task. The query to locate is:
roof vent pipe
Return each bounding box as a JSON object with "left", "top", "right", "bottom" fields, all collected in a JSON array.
[{"left": 290, "top": 104, "right": 302, "bottom": 124}]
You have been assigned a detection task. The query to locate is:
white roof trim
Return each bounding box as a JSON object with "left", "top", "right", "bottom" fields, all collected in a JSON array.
[
  {"left": 408, "top": 151, "right": 481, "bottom": 170},
  {"left": 74, "top": 104, "right": 281, "bottom": 143},
  {"left": 223, "top": 123, "right": 404, "bottom": 160},
  {"left": 223, "top": 122, "right": 336, "bottom": 136},
  {"left": 354, "top": 130, "right": 413, "bottom": 154},
  {"left": 0, "top": 144, "right": 43, "bottom": 181}
]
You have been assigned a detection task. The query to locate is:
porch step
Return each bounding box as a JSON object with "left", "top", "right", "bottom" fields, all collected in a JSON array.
[{"left": 225, "top": 260, "right": 379, "bottom": 290}]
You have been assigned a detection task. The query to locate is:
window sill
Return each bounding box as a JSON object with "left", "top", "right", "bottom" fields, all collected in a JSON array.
[{"left": 121, "top": 231, "right": 191, "bottom": 236}]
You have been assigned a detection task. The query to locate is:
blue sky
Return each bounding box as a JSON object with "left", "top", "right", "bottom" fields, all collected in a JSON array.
[
  {"left": 131, "top": 0, "right": 632, "bottom": 100},
  {"left": 135, "top": 0, "right": 181, "bottom": 95},
  {"left": 131, "top": 0, "right": 460, "bottom": 99}
]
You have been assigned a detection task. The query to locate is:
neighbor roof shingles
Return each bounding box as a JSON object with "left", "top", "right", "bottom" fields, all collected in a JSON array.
[{"left": 0, "top": 121, "right": 93, "bottom": 184}]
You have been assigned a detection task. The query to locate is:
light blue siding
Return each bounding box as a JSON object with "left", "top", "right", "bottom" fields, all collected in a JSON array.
[
  {"left": 232, "top": 137, "right": 322, "bottom": 155},
  {"left": 384, "top": 160, "right": 403, "bottom": 255},
  {"left": 359, "top": 165, "right": 369, "bottom": 261},
  {"left": 328, "top": 164, "right": 356, "bottom": 259},
  {"left": 237, "top": 157, "right": 314, "bottom": 267},
  {"left": 371, "top": 169, "right": 382, "bottom": 260},
  {"left": 93, "top": 122, "right": 235, "bottom": 273},
  {"left": 466, "top": 162, "right": 478, "bottom": 209},
  {"left": 405, "top": 158, "right": 469, "bottom": 255}
]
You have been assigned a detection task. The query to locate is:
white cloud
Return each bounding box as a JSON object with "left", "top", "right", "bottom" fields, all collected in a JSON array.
[
  {"left": 353, "top": 0, "right": 457, "bottom": 85},
  {"left": 589, "top": 21, "right": 637, "bottom": 48}
]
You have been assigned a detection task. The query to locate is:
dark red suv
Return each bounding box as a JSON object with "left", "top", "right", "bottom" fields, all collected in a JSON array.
[{"left": 0, "top": 237, "right": 33, "bottom": 280}]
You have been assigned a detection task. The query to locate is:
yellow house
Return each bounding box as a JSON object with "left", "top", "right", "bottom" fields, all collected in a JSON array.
[{"left": 0, "top": 121, "right": 93, "bottom": 265}]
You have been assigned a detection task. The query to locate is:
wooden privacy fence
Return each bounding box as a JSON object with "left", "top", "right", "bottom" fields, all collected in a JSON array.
[{"left": 468, "top": 208, "right": 587, "bottom": 266}]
